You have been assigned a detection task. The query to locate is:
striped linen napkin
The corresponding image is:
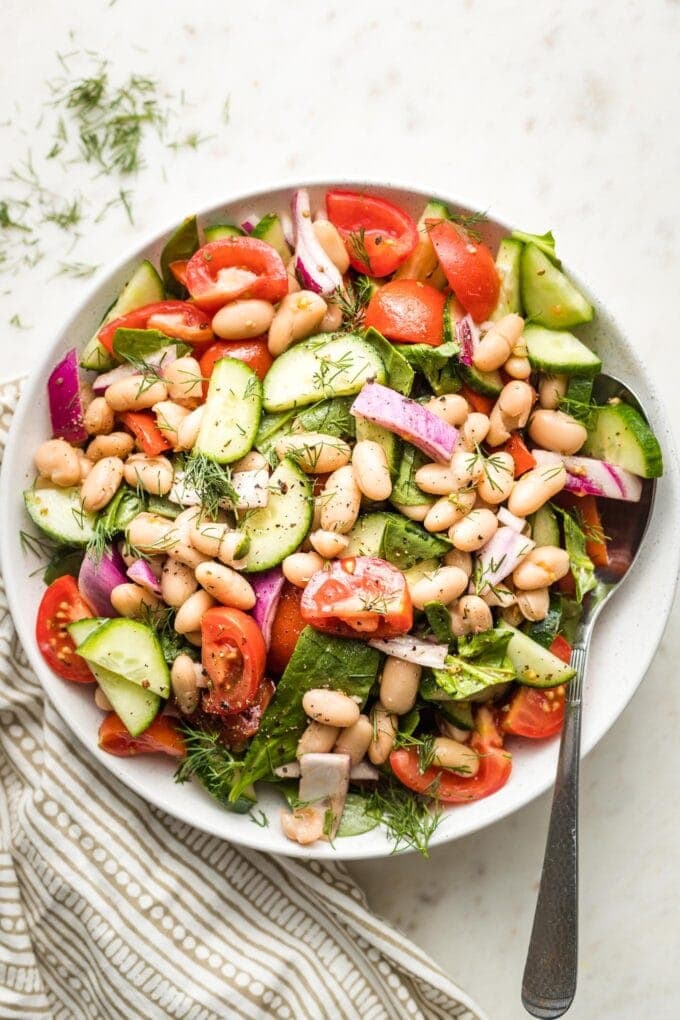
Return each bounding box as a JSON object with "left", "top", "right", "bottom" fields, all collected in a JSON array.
[{"left": 0, "top": 379, "right": 486, "bottom": 1020}]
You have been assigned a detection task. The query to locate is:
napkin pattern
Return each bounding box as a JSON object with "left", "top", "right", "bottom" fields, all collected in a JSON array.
[{"left": 0, "top": 379, "right": 485, "bottom": 1020}]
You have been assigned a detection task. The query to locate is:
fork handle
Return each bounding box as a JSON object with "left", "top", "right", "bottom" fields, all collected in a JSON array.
[{"left": 521, "top": 644, "right": 588, "bottom": 1018}]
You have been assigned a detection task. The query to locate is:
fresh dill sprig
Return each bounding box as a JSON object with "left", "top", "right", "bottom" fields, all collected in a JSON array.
[
  {"left": 175, "top": 727, "right": 244, "bottom": 805},
  {"left": 182, "top": 453, "right": 240, "bottom": 519},
  {"left": 557, "top": 394, "right": 597, "bottom": 429},
  {"left": 347, "top": 228, "right": 372, "bottom": 272},
  {"left": 19, "top": 529, "right": 56, "bottom": 560},
  {"left": 331, "top": 275, "right": 373, "bottom": 331},
  {"left": 394, "top": 731, "right": 438, "bottom": 773},
  {"left": 43, "top": 196, "right": 83, "bottom": 230},
  {"left": 0, "top": 201, "right": 31, "bottom": 232},
  {"left": 249, "top": 809, "right": 269, "bottom": 828},
  {"left": 366, "top": 781, "right": 443, "bottom": 858},
  {"left": 9, "top": 313, "right": 30, "bottom": 329}
]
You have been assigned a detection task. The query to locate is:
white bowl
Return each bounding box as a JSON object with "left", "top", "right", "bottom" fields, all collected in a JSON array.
[{"left": 2, "top": 180, "right": 678, "bottom": 860}]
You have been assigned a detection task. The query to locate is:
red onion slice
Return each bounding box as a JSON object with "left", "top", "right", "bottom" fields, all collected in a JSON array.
[
  {"left": 292, "top": 188, "right": 343, "bottom": 295},
  {"left": 250, "top": 568, "right": 285, "bottom": 648},
  {"left": 368, "top": 636, "right": 449, "bottom": 668},
  {"left": 48, "top": 349, "right": 88, "bottom": 443},
  {"left": 532, "top": 449, "right": 642, "bottom": 502},
  {"left": 475, "top": 527, "right": 535, "bottom": 592},
  {"left": 455, "top": 315, "right": 480, "bottom": 367},
  {"left": 351, "top": 382, "right": 458, "bottom": 463},
  {"left": 78, "top": 546, "right": 128, "bottom": 617}
]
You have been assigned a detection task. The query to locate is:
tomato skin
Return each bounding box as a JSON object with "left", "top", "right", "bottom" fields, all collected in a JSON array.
[
  {"left": 364, "top": 280, "right": 445, "bottom": 346},
  {"left": 427, "top": 219, "right": 500, "bottom": 323},
  {"left": 99, "top": 713, "right": 186, "bottom": 757},
  {"left": 502, "top": 685, "right": 566, "bottom": 739},
  {"left": 553, "top": 492, "right": 609, "bottom": 568},
  {"left": 326, "top": 190, "right": 418, "bottom": 277},
  {"left": 503, "top": 433, "right": 537, "bottom": 477},
  {"left": 267, "top": 583, "right": 306, "bottom": 676},
  {"left": 169, "top": 260, "right": 189, "bottom": 287},
  {"left": 97, "top": 301, "right": 213, "bottom": 354},
  {"left": 185, "top": 237, "right": 288, "bottom": 312},
  {"left": 201, "top": 608, "right": 266, "bottom": 715},
  {"left": 199, "top": 339, "right": 273, "bottom": 397},
  {"left": 549, "top": 635, "right": 573, "bottom": 664},
  {"left": 213, "top": 678, "right": 276, "bottom": 751},
  {"left": 390, "top": 707, "right": 512, "bottom": 803},
  {"left": 120, "top": 410, "right": 172, "bottom": 456},
  {"left": 300, "top": 556, "right": 413, "bottom": 639},
  {"left": 36, "top": 576, "right": 95, "bottom": 683}
]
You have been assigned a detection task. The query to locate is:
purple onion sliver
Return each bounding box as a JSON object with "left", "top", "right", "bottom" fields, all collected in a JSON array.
[
  {"left": 350, "top": 382, "right": 458, "bottom": 463},
  {"left": 127, "top": 558, "right": 163, "bottom": 596},
  {"left": 48, "top": 349, "right": 88, "bottom": 443}
]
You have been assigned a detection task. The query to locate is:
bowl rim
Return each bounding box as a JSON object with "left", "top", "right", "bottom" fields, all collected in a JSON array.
[{"left": 2, "top": 174, "right": 678, "bottom": 861}]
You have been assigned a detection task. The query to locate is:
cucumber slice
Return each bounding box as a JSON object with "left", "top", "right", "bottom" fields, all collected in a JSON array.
[
  {"left": 521, "top": 244, "right": 594, "bottom": 329},
  {"left": 528, "top": 504, "right": 560, "bottom": 547},
  {"left": 262, "top": 334, "right": 386, "bottom": 413},
  {"left": 69, "top": 619, "right": 161, "bottom": 736},
  {"left": 583, "top": 402, "right": 663, "bottom": 478},
  {"left": 80, "top": 260, "right": 164, "bottom": 371},
  {"left": 355, "top": 418, "right": 401, "bottom": 478},
  {"left": 499, "top": 623, "right": 575, "bottom": 688},
  {"left": 457, "top": 363, "right": 503, "bottom": 397},
  {"left": 203, "top": 223, "right": 244, "bottom": 242},
  {"left": 24, "top": 483, "right": 97, "bottom": 546},
  {"left": 524, "top": 325, "right": 601, "bottom": 378},
  {"left": 491, "top": 238, "right": 523, "bottom": 320},
  {"left": 160, "top": 215, "right": 199, "bottom": 297},
  {"left": 240, "top": 458, "right": 312, "bottom": 572},
  {"left": 438, "top": 700, "right": 474, "bottom": 730},
  {"left": 77, "top": 618, "right": 171, "bottom": 697},
  {"left": 402, "top": 557, "right": 440, "bottom": 587},
  {"left": 195, "top": 357, "right": 262, "bottom": 464},
  {"left": 251, "top": 213, "right": 291, "bottom": 262}
]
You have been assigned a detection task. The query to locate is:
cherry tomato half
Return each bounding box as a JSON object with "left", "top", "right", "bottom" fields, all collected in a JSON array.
[
  {"left": 427, "top": 219, "right": 500, "bottom": 323},
  {"left": 390, "top": 707, "right": 512, "bottom": 803},
  {"left": 199, "top": 339, "right": 273, "bottom": 398},
  {"left": 214, "top": 678, "right": 276, "bottom": 751},
  {"left": 503, "top": 433, "right": 536, "bottom": 477},
  {"left": 326, "top": 190, "right": 418, "bottom": 277},
  {"left": 364, "top": 280, "right": 445, "bottom": 346},
  {"left": 98, "top": 713, "right": 186, "bottom": 757},
  {"left": 267, "top": 582, "right": 306, "bottom": 677},
  {"left": 186, "top": 237, "right": 288, "bottom": 312},
  {"left": 98, "top": 301, "right": 213, "bottom": 354},
  {"left": 502, "top": 685, "right": 566, "bottom": 740},
  {"left": 201, "top": 607, "right": 267, "bottom": 715},
  {"left": 36, "top": 576, "right": 94, "bottom": 683},
  {"left": 300, "top": 556, "right": 413, "bottom": 639}
]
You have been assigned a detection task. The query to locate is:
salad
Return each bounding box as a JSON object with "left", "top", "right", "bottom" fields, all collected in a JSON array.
[{"left": 24, "top": 187, "right": 663, "bottom": 853}]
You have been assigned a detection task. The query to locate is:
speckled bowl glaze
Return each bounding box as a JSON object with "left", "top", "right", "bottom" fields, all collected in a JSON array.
[{"left": 1, "top": 179, "right": 678, "bottom": 859}]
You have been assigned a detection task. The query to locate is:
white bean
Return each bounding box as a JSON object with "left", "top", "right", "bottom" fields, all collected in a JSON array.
[
  {"left": 455, "top": 412, "right": 490, "bottom": 452},
  {"left": 104, "top": 377, "right": 167, "bottom": 412},
  {"left": 126, "top": 512, "right": 178, "bottom": 554},
  {"left": 153, "top": 401, "right": 190, "bottom": 448},
  {"left": 282, "top": 551, "right": 324, "bottom": 588},
  {"left": 380, "top": 658, "right": 421, "bottom": 715},
  {"left": 189, "top": 519, "right": 228, "bottom": 558},
  {"left": 424, "top": 393, "right": 470, "bottom": 426},
  {"left": 174, "top": 590, "right": 215, "bottom": 634},
  {"left": 393, "top": 502, "right": 430, "bottom": 522},
  {"left": 161, "top": 558, "right": 198, "bottom": 607},
  {"left": 476, "top": 452, "right": 515, "bottom": 505},
  {"left": 487, "top": 380, "right": 535, "bottom": 447},
  {"left": 163, "top": 357, "right": 203, "bottom": 406},
  {"left": 84, "top": 397, "right": 114, "bottom": 436},
  {"left": 87, "top": 432, "right": 135, "bottom": 462},
  {"left": 409, "top": 566, "right": 469, "bottom": 610},
  {"left": 280, "top": 807, "right": 325, "bottom": 846},
  {"left": 302, "top": 689, "right": 361, "bottom": 729},
  {"left": 94, "top": 686, "right": 113, "bottom": 712},
  {"left": 431, "top": 737, "right": 480, "bottom": 776},
  {"left": 319, "top": 466, "right": 361, "bottom": 534},
  {"left": 424, "top": 491, "right": 476, "bottom": 533},
  {"left": 444, "top": 549, "right": 473, "bottom": 576},
  {"left": 352, "top": 440, "right": 392, "bottom": 501},
  {"left": 171, "top": 653, "right": 200, "bottom": 715},
  {"left": 516, "top": 587, "right": 551, "bottom": 621},
  {"left": 415, "top": 462, "right": 458, "bottom": 496},
  {"left": 297, "top": 721, "right": 341, "bottom": 756},
  {"left": 124, "top": 454, "right": 174, "bottom": 496},
  {"left": 268, "top": 291, "right": 328, "bottom": 356},
  {"left": 195, "top": 561, "right": 255, "bottom": 609},
  {"left": 450, "top": 595, "right": 493, "bottom": 635},
  {"left": 276, "top": 432, "right": 351, "bottom": 473},
  {"left": 448, "top": 508, "right": 498, "bottom": 551},
  {"left": 368, "top": 704, "right": 397, "bottom": 765},
  {"left": 317, "top": 302, "right": 343, "bottom": 333},
  {"left": 309, "top": 529, "right": 350, "bottom": 559},
  {"left": 333, "top": 715, "right": 373, "bottom": 765},
  {"left": 528, "top": 409, "right": 588, "bottom": 455},
  {"left": 176, "top": 405, "right": 206, "bottom": 451},
  {"left": 473, "top": 314, "right": 524, "bottom": 371},
  {"left": 34, "top": 439, "right": 82, "bottom": 487},
  {"left": 539, "top": 375, "right": 568, "bottom": 410},
  {"left": 232, "top": 450, "right": 268, "bottom": 473},
  {"left": 80, "top": 456, "right": 124, "bottom": 511},
  {"left": 512, "top": 546, "right": 570, "bottom": 589},
  {"left": 110, "top": 582, "right": 161, "bottom": 618},
  {"left": 212, "top": 299, "right": 275, "bottom": 340},
  {"left": 508, "top": 465, "right": 567, "bottom": 517}
]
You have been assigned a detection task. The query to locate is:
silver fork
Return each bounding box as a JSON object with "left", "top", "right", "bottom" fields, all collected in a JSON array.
[{"left": 521, "top": 375, "right": 657, "bottom": 1018}]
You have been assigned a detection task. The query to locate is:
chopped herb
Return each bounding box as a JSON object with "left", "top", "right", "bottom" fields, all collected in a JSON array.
[
  {"left": 347, "top": 228, "right": 371, "bottom": 272},
  {"left": 55, "top": 261, "right": 99, "bottom": 279},
  {"left": 181, "top": 452, "right": 240, "bottom": 519},
  {"left": 175, "top": 727, "right": 244, "bottom": 806},
  {"left": 366, "top": 781, "right": 442, "bottom": 858}
]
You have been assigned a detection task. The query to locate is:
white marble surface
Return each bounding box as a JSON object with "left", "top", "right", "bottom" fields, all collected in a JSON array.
[{"left": 2, "top": 1, "right": 679, "bottom": 1017}]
